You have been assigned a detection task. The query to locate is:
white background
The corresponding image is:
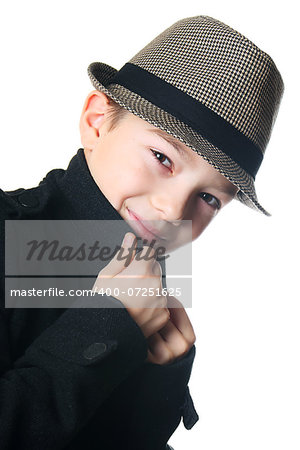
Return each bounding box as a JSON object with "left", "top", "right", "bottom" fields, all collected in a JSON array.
[{"left": 0, "top": 1, "right": 299, "bottom": 449}]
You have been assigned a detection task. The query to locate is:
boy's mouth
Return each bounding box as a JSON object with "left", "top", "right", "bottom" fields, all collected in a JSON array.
[{"left": 126, "top": 208, "right": 168, "bottom": 242}]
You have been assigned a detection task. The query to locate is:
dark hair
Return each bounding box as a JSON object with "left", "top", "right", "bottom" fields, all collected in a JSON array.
[{"left": 106, "top": 99, "right": 129, "bottom": 132}]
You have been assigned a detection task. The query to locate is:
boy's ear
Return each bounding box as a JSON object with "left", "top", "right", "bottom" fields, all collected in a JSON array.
[{"left": 79, "top": 90, "right": 111, "bottom": 149}]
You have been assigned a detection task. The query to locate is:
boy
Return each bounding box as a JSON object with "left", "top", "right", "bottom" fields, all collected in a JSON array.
[{"left": 0, "top": 15, "right": 283, "bottom": 450}]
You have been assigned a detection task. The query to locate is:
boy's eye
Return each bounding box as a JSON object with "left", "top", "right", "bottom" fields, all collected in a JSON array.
[
  {"left": 150, "top": 150, "right": 221, "bottom": 210},
  {"left": 150, "top": 149, "right": 172, "bottom": 170},
  {"left": 199, "top": 192, "right": 221, "bottom": 210}
]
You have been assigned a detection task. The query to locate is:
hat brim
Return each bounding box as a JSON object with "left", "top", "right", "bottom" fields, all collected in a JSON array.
[{"left": 88, "top": 62, "right": 271, "bottom": 217}]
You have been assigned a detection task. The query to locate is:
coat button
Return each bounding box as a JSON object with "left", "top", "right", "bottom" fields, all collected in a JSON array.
[
  {"left": 83, "top": 342, "right": 108, "bottom": 360},
  {"left": 17, "top": 191, "right": 39, "bottom": 208}
]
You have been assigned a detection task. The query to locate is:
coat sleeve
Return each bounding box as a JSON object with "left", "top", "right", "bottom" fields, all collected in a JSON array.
[
  {"left": 58, "top": 340, "right": 199, "bottom": 450},
  {"left": 99, "top": 344, "right": 199, "bottom": 450},
  {"left": 0, "top": 296, "right": 149, "bottom": 450}
]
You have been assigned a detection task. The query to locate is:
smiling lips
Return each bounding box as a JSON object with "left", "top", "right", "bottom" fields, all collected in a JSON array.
[{"left": 127, "top": 208, "right": 168, "bottom": 241}]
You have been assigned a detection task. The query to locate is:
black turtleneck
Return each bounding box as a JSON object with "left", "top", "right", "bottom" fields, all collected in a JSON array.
[{"left": 35, "top": 148, "right": 127, "bottom": 221}]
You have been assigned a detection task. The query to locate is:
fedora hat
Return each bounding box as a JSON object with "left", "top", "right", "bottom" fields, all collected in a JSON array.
[{"left": 87, "top": 15, "right": 284, "bottom": 216}]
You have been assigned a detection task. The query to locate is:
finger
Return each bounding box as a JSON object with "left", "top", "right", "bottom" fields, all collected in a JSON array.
[
  {"left": 99, "top": 232, "right": 137, "bottom": 277},
  {"left": 120, "top": 232, "right": 138, "bottom": 267},
  {"left": 166, "top": 295, "right": 184, "bottom": 309},
  {"left": 167, "top": 296, "right": 196, "bottom": 344},
  {"left": 146, "top": 348, "right": 158, "bottom": 364},
  {"left": 152, "top": 260, "right": 162, "bottom": 277},
  {"left": 147, "top": 332, "right": 175, "bottom": 364},
  {"left": 128, "top": 245, "right": 157, "bottom": 276},
  {"left": 158, "top": 320, "right": 192, "bottom": 356}
]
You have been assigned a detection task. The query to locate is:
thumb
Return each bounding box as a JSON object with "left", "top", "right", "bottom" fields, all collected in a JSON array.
[
  {"left": 119, "top": 232, "right": 138, "bottom": 268},
  {"left": 97, "top": 232, "right": 137, "bottom": 278}
]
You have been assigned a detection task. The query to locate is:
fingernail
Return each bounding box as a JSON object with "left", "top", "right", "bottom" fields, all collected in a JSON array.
[{"left": 123, "top": 233, "right": 133, "bottom": 247}]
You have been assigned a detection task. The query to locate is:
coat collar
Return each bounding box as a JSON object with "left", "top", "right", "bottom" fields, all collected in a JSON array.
[{"left": 49, "top": 148, "right": 124, "bottom": 221}]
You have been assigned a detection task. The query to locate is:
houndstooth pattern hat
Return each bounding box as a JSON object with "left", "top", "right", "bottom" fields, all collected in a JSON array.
[{"left": 87, "top": 15, "right": 284, "bottom": 216}]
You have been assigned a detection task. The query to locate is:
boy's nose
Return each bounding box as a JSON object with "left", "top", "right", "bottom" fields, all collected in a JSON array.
[{"left": 150, "top": 189, "right": 190, "bottom": 223}]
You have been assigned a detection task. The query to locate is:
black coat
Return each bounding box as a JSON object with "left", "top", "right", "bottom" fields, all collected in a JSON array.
[{"left": 0, "top": 149, "right": 198, "bottom": 450}]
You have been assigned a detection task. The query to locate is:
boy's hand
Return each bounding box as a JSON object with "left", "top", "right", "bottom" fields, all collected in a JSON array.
[
  {"left": 146, "top": 296, "right": 196, "bottom": 365},
  {"left": 92, "top": 232, "right": 170, "bottom": 339}
]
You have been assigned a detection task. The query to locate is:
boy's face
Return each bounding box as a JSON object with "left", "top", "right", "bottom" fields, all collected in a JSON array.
[{"left": 81, "top": 92, "right": 238, "bottom": 251}]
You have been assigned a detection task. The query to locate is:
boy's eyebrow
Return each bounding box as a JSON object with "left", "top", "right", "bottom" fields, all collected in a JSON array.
[
  {"left": 147, "top": 128, "right": 191, "bottom": 162},
  {"left": 210, "top": 179, "right": 239, "bottom": 198},
  {"left": 214, "top": 184, "right": 238, "bottom": 198}
]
